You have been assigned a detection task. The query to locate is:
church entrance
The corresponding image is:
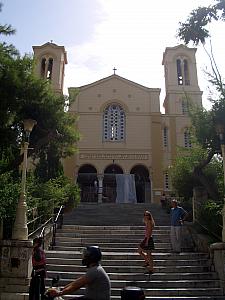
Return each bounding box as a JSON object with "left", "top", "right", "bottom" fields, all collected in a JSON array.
[
  {"left": 130, "top": 165, "right": 151, "bottom": 203},
  {"left": 103, "top": 164, "right": 123, "bottom": 203},
  {"left": 77, "top": 164, "right": 148, "bottom": 203},
  {"left": 77, "top": 164, "right": 98, "bottom": 202}
]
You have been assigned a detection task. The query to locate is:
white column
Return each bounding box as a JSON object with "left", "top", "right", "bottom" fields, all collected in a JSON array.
[
  {"left": 97, "top": 175, "right": 103, "bottom": 204},
  {"left": 221, "top": 144, "right": 225, "bottom": 242},
  {"left": 12, "top": 142, "right": 29, "bottom": 240}
]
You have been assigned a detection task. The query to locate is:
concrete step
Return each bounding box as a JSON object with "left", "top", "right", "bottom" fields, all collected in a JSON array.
[
  {"left": 46, "top": 250, "right": 209, "bottom": 260},
  {"left": 47, "top": 264, "right": 210, "bottom": 273},
  {"left": 63, "top": 203, "right": 171, "bottom": 226},
  {"left": 44, "top": 283, "right": 223, "bottom": 297},
  {"left": 45, "top": 278, "right": 220, "bottom": 288},
  {"left": 56, "top": 232, "right": 171, "bottom": 238},
  {"left": 56, "top": 236, "right": 170, "bottom": 248},
  {"left": 46, "top": 257, "right": 210, "bottom": 266},
  {"left": 60, "top": 225, "right": 171, "bottom": 230},
  {"left": 47, "top": 270, "right": 219, "bottom": 281},
  {"left": 53, "top": 246, "right": 171, "bottom": 252},
  {"left": 57, "top": 229, "right": 170, "bottom": 236},
  {"left": 45, "top": 203, "right": 223, "bottom": 299},
  {"left": 55, "top": 236, "right": 171, "bottom": 245},
  {"left": 61, "top": 296, "right": 224, "bottom": 300}
]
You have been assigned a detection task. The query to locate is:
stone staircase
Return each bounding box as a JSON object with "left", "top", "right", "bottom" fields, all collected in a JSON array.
[{"left": 45, "top": 203, "right": 224, "bottom": 299}]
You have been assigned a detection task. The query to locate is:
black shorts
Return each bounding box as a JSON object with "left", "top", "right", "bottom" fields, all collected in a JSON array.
[{"left": 140, "top": 236, "right": 155, "bottom": 250}]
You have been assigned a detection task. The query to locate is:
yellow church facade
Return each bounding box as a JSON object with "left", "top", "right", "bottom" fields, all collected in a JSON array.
[{"left": 33, "top": 43, "right": 202, "bottom": 204}]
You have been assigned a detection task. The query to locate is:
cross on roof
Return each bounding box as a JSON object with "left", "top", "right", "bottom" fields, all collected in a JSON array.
[{"left": 113, "top": 67, "right": 117, "bottom": 75}]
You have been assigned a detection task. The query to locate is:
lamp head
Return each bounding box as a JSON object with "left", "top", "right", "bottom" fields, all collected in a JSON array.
[
  {"left": 23, "top": 119, "right": 37, "bottom": 140},
  {"left": 215, "top": 123, "right": 225, "bottom": 144},
  {"left": 23, "top": 119, "right": 37, "bottom": 133}
]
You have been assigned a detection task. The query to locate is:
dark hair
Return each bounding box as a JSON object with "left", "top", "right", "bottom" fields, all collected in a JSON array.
[
  {"left": 33, "top": 237, "right": 42, "bottom": 247},
  {"left": 82, "top": 246, "right": 102, "bottom": 266}
]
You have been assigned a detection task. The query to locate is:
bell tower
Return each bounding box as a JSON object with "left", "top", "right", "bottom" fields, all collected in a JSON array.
[
  {"left": 33, "top": 42, "right": 67, "bottom": 94},
  {"left": 162, "top": 44, "right": 202, "bottom": 114}
]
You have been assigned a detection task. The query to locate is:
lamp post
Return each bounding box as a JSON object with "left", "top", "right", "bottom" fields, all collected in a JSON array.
[
  {"left": 12, "top": 119, "right": 37, "bottom": 240},
  {"left": 216, "top": 123, "right": 225, "bottom": 242}
]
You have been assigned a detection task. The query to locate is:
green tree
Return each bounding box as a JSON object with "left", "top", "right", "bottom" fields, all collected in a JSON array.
[
  {"left": 170, "top": 145, "right": 223, "bottom": 201},
  {"left": 0, "top": 4, "right": 81, "bottom": 236},
  {"left": 177, "top": 0, "right": 225, "bottom": 45},
  {"left": 0, "top": 7, "right": 80, "bottom": 177},
  {"left": 176, "top": 0, "right": 225, "bottom": 200}
]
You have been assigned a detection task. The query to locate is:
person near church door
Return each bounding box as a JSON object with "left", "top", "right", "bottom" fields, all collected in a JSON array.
[
  {"left": 160, "top": 193, "right": 167, "bottom": 208},
  {"left": 170, "top": 199, "right": 188, "bottom": 253},
  {"left": 138, "top": 210, "right": 155, "bottom": 274}
]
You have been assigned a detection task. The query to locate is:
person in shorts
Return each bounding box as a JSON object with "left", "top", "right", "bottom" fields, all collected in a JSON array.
[{"left": 138, "top": 210, "right": 155, "bottom": 274}]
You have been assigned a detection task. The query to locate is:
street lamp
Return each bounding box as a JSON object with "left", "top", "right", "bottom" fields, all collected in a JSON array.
[
  {"left": 12, "top": 119, "right": 37, "bottom": 240},
  {"left": 216, "top": 123, "right": 225, "bottom": 242}
]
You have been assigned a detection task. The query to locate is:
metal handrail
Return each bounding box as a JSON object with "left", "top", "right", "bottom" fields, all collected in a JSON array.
[
  {"left": 28, "top": 205, "right": 64, "bottom": 250},
  {"left": 54, "top": 205, "right": 64, "bottom": 223},
  {"left": 194, "top": 219, "right": 222, "bottom": 242},
  {"left": 50, "top": 205, "right": 64, "bottom": 250},
  {"left": 27, "top": 215, "right": 43, "bottom": 226},
  {"left": 28, "top": 216, "right": 53, "bottom": 239}
]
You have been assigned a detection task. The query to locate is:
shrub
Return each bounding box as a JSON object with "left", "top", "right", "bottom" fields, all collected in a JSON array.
[{"left": 197, "top": 200, "right": 223, "bottom": 240}]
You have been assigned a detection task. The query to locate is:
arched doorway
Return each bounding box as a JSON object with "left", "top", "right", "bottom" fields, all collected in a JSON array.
[
  {"left": 130, "top": 165, "right": 151, "bottom": 203},
  {"left": 103, "top": 164, "right": 123, "bottom": 203},
  {"left": 77, "top": 164, "right": 97, "bottom": 202}
]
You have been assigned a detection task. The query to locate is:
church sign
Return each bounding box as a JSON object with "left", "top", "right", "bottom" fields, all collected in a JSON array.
[{"left": 79, "top": 153, "right": 149, "bottom": 160}]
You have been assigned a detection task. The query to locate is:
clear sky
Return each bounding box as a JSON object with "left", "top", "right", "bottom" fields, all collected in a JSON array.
[{"left": 1, "top": 0, "right": 225, "bottom": 111}]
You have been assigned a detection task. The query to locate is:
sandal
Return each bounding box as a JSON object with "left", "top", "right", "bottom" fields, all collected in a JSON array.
[{"left": 144, "top": 270, "right": 154, "bottom": 275}]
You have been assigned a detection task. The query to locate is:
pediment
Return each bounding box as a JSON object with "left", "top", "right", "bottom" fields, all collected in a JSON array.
[{"left": 73, "top": 74, "right": 160, "bottom": 93}]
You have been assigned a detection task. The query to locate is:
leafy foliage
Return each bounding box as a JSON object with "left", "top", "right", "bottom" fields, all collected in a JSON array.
[
  {"left": 170, "top": 146, "right": 223, "bottom": 201},
  {"left": 197, "top": 200, "right": 223, "bottom": 239},
  {"left": 176, "top": 0, "right": 225, "bottom": 202},
  {"left": 177, "top": 0, "right": 225, "bottom": 45},
  {"left": 0, "top": 171, "right": 20, "bottom": 219},
  {"left": 0, "top": 10, "right": 80, "bottom": 176},
  {"left": 0, "top": 6, "right": 81, "bottom": 238},
  {"left": 0, "top": 171, "right": 80, "bottom": 238},
  {"left": 27, "top": 175, "right": 80, "bottom": 219}
]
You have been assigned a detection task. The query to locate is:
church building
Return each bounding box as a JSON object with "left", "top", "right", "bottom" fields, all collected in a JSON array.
[{"left": 33, "top": 43, "right": 202, "bottom": 204}]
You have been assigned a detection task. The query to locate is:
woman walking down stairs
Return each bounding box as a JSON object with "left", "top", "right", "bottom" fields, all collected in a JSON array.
[{"left": 45, "top": 203, "right": 224, "bottom": 299}]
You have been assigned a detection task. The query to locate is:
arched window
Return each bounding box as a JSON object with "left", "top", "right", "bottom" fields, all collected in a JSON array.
[
  {"left": 41, "top": 58, "right": 46, "bottom": 78},
  {"left": 103, "top": 104, "right": 125, "bottom": 141},
  {"left": 176, "top": 58, "right": 190, "bottom": 86},
  {"left": 181, "top": 100, "right": 189, "bottom": 115},
  {"left": 184, "top": 129, "right": 192, "bottom": 148},
  {"left": 40, "top": 57, "right": 54, "bottom": 81},
  {"left": 47, "top": 58, "right": 53, "bottom": 80},
  {"left": 164, "top": 171, "right": 169, "bottom": 190},
  {"left": 163, "top": 127, "right": 168, "bottom": 147},
  {"left": 184, "top": 59, "right": 190, "bottom": 85},
  {"left": 176, "top": 59, "right": 183, "bottom": 85}
]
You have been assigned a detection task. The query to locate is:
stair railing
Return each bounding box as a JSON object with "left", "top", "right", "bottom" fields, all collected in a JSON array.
[
  {"left": 28, "top": 205, "right": 64, "bottom": 250},
  {"left": 194, "top": 219, "right": 222, "bottom": 242},
  {"left": 49, "top": 205, "right": 64, "bottom": 250}
]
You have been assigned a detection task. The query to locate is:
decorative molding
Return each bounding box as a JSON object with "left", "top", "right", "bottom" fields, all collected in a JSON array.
[{"left": 79, "top": 153, "right": 149, "bottom": 160}]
